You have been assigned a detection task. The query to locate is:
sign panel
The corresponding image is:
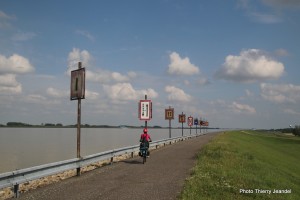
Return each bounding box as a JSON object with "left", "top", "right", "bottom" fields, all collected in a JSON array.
[
  {"left": 70, "top": 68, "right": 85, "bottom": 100},
  {"left": 139, "top": 100, "right": 152, "bottom": 120},
  {"left": 194, "top": 118, "right": 199, "bottom": 125},
  {"left": 200, "top": 120, "right": 209, "bottom": 126},
  {"left": 178, "top": 114, "right": 186, "bottom": 123},
  {"left": 187, "top": 117, "right": 193, "bottom": 126},
  {"left": 165, "top": 108, "right": 174, "bottom": 120}
]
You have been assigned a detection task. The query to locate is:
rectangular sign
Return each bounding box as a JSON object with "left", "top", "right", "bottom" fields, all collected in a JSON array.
[
  {"left": 70, "top": 68, "right": 85, "bottom": 100},
  {"left": 139, "top": 100, "right": 152, "bottom": 120},
  {"left": 178, "top": 114, "right": 186, "bottom": 123},
  {"left": 165, "top": 108, "right": 174, "bottom": 120},
  {"left": 188, "top": 117, "right": 193, "bottom": 126},
  {"left": 194, "top": 118, "right": 199, "bottom": 125},
  {"left": 200, "top": 121, "right": 209, "bottom": 126}
]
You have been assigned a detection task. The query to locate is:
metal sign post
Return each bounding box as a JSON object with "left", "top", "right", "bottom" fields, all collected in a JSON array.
[
  {"left": 194, "top": 118, "right": 198, "bottom": 135},
  {"left": 165, "top": 106, "right": 174, "bottom": 138},
  {"left": 187, "top": 116, "right": 193, "bottom": 135},
  {"left": 70, "top": 62, "right": 85, "bottom": 176}
]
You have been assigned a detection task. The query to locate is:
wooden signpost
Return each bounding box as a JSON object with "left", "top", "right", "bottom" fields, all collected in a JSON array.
[
  {"left": 70, "top": 62, "right": 85, "bottom": 176},
  {"left": 165, "top": 106, "right": 174, "bottom": 138},
  {"left": 178, "top": 112, "right": 186, "bottom": 136}
]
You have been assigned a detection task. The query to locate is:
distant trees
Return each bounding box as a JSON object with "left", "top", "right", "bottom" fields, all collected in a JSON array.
[
  {"left": 7, "top": 122, "right": 32, "bottom": 127},
  {"left": 292, "top": 126, "right": 300, "bottom": 136},
  {"left": 5, "top": 122, "right": 64, "bottom": 127}
]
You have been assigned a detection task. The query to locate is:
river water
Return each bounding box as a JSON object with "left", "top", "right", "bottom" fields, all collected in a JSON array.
[{"left": 0, "top": 127, "right": 216, "bottom": 173}]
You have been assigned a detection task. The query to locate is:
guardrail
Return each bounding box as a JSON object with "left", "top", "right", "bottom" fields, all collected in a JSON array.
[{"left": 0, "top": 134, "right": 199, "bottom": 198}]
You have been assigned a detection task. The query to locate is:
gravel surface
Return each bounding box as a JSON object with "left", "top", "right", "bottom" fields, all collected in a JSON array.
[{"left": 14, "top": 132, "right": 220, "bottom": 200}]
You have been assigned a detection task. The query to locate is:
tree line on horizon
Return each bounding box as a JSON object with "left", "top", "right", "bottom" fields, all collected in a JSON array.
[{"left": 0, "top": 122, "right": 163, "bottom": 129}]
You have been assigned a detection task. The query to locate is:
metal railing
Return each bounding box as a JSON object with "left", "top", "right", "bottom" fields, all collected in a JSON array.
[{"left": 0, "top": 134, "right": 199, "bottom": 197}]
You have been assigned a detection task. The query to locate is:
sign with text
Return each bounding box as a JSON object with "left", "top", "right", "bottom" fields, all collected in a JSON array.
[
  {"left": 178, "top": 114, "right": 186, "bottom": 123},
  {"left": 139, "top": 100, "right": 152, "bottom": 120},
  {"left": 165, "top": 108, "right": 174, "bottom": 120},
  {"left": 187, "top": 116, "right": 193, "bottom": 126},
  {"left": 70, "top": 68, "right": 85, "bottom": 100}
]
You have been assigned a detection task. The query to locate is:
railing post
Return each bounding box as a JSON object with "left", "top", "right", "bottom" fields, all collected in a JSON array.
[{"left": 14, "top": 184, "right": 19, "bottom": 198}]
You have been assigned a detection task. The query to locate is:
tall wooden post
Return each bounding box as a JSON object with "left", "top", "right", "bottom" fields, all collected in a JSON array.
[
  {"left": 169, "top": 106, "right": 171, "bottom": 138},
  {"left": 181, "top": 112, "right": 184, "bottom": 136},
  {"left": 145, "top": 94, "right": 147, "bottom": 129},
  {"left": 76, "top": 62, "right": 82, "bottom": 176}
]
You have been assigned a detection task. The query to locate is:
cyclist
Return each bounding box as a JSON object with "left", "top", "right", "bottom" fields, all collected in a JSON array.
[{"left": 139, "top": 128, "right": 152, "bottom": 156}]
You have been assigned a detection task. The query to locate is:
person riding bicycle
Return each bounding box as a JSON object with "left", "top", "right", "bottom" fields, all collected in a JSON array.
[{"left": 139, "top": 128, "right": 152, "bottom": 156}]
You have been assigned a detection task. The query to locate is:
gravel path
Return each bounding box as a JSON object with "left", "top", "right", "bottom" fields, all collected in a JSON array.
[{"left": 15, "top": 132, "right": 220, "bottom": 200}]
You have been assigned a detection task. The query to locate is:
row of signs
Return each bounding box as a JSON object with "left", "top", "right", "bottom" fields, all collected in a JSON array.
[
  {"left": 186, "top": 116, "right": 209, "bottom": 127},
  {"left": 165, "top": 107, "right": 208, "bottom": 126},
  {"left": 70, "top": 67, "right": 209, "bottom": 127},
  {"left": 138, "top": 100, "right": 209, "bottom": 127}
]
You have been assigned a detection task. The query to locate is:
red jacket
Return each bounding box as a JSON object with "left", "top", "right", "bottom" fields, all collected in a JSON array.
[{"left": 140, "top": 133, "right": 152, "bottom": 142}]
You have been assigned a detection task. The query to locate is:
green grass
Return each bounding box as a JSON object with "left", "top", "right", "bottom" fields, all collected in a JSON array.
[{"left": 180, "top": 130, "right": 300, "bottom": 200}]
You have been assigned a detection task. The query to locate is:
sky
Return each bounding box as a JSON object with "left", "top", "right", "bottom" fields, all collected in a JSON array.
[{"left": 0, "top": 0, "right": 300, "bottom": 129}]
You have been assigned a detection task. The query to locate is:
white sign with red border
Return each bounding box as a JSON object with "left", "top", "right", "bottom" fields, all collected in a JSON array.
[
  {"left": 187, "top": 116, "right": 193, "bottom": 126},
  {"left": 139, "top": 100, "right": 152, "bottom": 120}
]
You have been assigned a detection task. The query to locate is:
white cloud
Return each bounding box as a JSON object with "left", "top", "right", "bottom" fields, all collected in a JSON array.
[
  {"left": 237, "top": 0, "right": 289, "bottom": 24},
  {"left": 0, "top": 74, "right": 22, "bottom": 94},
  {"left": 215, "top": 49, "right": 284, "bottom": 83},
  {"left": 165, "top": 85, "right": 191, "bottom": 102},
  {"left": 250, "top": 12, "right": 282, "bottom": 23},
  {"left": 11, "top": 32, "right": 37, "bottom": 42},
  {"left": 86, "top": 70, "right": 135, "bottom": 83},
  {"left": 168, "top": 52, "right": 200, "bottom": 75},
  {"left": 47, "top": 87, "right": 99, "bottom": 101},
  {"left": 245, "top": 89, "right": 254, "bottom": 97},
  {"left": 0, "top": 10, "right": 13, "bottom": 19},
  {"left": 75, "top": 30, "right": 95, "bottom": 42},
  {"left": 230, "top": 101, "right": 256, "bottom": 114},
  {"left": 260, "top": 83, "right": 300, "bottom": 103},
  {"left": 197, "top": 77, "right": 210, "bottom": 85},
  {"left": 0, "top": 54, "right": 34, "bottom": 74},
  {"left": 0, "top": 74, "right": 19, "bottom": 87},
  {"left": 0, "top": 54, "right": 34, "bottom": 94},
  {"left": 46, "top": 87, "right": 67, "bottom": 98},
  {"left": 85, "top": 90, "right": 100, "bottom": 100},
  {"left": 283, "top": 108, "right": 300, "bottom": 116},
  {"left": 67, "top": 48, "right": 92, "bottom": 73},
  {"left": 67, "top": 48, "right": 136, "bottom": 84},
  {"left": 0, "top": 10, "right": 15, "bottom": 29},
  {"left": 25, "top": 94, "right": 48, "bottom": 104},
  {"left": 274, "top": 48, "right": 289, "bottom": 57},
  {"left": 262, "top": 0, "right": 300, "bottom": 9},
  {"left": 111, "top": 72, "right": 130, "bottom": 82},
  {"left": 103, "top": 83, "right": 158, "bottom": 102},
  {"left": 127, "top": 71, "right": 137, "bottom": 78}
]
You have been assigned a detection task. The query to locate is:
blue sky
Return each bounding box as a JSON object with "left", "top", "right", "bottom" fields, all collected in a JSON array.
[{"left": 0, "top": 0, "right": 300, "bottom": 129}]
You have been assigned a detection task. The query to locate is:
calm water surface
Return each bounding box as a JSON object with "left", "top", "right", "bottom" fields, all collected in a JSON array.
[{"left": 0, "top": 127, "right": 215, "bottom": 173}]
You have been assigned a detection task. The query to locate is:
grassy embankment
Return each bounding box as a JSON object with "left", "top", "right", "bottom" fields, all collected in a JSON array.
[{"left": 180, "top": 130, "right": 300, "bottom": 200}]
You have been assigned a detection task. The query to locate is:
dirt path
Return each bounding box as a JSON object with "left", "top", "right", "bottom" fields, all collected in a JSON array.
[{"left": 15, "top": 132, "right": 220, "bottom": 200}]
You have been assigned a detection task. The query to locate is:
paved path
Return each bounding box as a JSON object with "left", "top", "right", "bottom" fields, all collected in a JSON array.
[{"left": 16, "top": 132, "right": 220, "bottom": 200}]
